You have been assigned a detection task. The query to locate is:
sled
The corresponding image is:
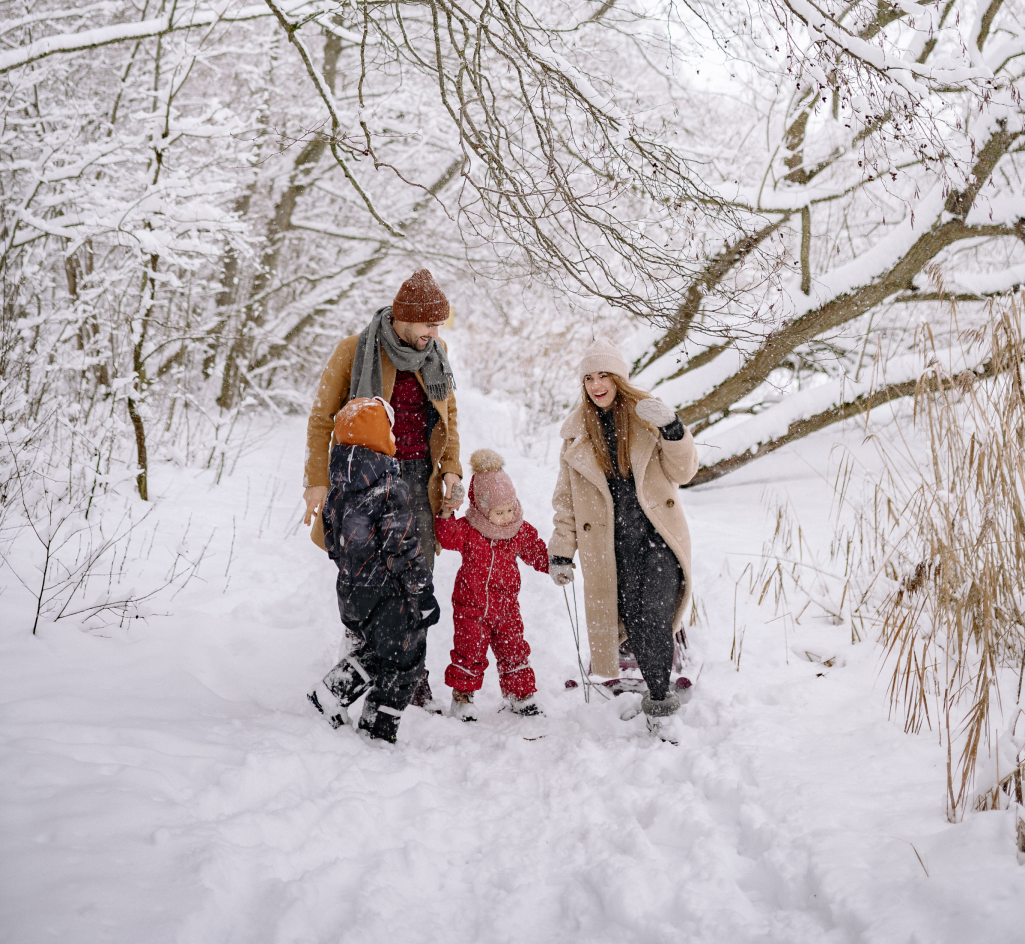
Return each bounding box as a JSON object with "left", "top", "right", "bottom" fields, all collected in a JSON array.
[{"left": 564, "top": 633, "right": 693, "bottom": 696}]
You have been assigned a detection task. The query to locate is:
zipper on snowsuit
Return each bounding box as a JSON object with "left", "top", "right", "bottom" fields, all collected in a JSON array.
[{"left": 483, "top": 541, "right": 497, "bottom": 619}]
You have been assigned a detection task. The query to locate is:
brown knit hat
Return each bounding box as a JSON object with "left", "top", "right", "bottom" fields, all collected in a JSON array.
[
  {"left": 333, "top": 397, "right": 396, "bottom": 457},
  {"left": 392, "top": 269, "right": 450, "bottom": 324}
]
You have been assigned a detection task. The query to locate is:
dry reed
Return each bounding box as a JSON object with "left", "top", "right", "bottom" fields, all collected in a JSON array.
[
  {"left": 750, "top": 299, "right": 1025, "bottom": 826},
  {"left": 871, "top": 300, "right": 1025, "bottom": 820}
]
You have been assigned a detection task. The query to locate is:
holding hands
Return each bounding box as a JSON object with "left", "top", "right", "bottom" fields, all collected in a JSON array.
[
  {"left": 550, "top": 560, "right": 575, "bottom": 586},
  {"left": 441, "top": 474, "right": 465, "bottom": 518},
  {"left": 635, "top": 397, "right": 678, "bottom": 428}
]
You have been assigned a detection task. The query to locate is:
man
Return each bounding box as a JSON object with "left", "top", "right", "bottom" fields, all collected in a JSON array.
[{"left": 303, "top": 269, "right": 463, "bottom": 709}]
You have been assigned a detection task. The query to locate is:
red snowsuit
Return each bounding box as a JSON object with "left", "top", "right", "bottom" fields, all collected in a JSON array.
[{"left": 435, "top": 514, "right": 549, "bottom": 698}]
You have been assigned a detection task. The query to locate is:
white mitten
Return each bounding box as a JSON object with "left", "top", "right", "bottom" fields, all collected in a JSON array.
[
  {"left": 635, "top": 397, "right": 678, "bottom": 427},
  {"left": 550, "top": 562, "right": 575, "bottom": 586}
]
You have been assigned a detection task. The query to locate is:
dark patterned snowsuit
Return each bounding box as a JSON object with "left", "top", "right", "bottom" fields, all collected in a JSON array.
[{"left": 321, "top": 444, "right": 437, "bottom": 735}]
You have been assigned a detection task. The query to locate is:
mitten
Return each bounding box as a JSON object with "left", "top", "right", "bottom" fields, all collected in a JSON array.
[
  {"left": 402, "top": 571, "right": 431, "bottom": 596},
  {"left": 550, "top": 561, "right": 575, "bottom": 586},
  {"left": 418, "top": 589, "right": 441, "bottom": 628},
  {"left": 635, "top": 397, "right": 678, "bottom": 427}
]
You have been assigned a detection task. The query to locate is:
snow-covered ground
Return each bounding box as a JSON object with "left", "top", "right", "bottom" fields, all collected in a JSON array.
[{"left": 3, "top": 385, "right": 1025, "bottom": 944}]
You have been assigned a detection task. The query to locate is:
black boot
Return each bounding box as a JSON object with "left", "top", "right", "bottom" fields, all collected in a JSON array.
[
  {"left": 323, "top": 655, "right": 373, "bottom": 707},
  {"left": 358, "top": 699, "right": 403, "bottom": 743},
  {"left": 307, "top": 684, "right": 350, "bottom": 729},
  {"left": 409, "top": 668, "right": 442, "bottom": 714}
]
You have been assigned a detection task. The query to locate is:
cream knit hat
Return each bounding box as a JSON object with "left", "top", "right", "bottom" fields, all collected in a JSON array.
[{"left": 578, "top": 337, "right": 629, "bottom": 380}]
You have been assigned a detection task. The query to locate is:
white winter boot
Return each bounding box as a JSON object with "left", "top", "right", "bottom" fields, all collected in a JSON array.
[
  {"left": 642, "top": 691, "right": 682, "bottom": 745},
  {"left": 450, "top": 690, "right": 478, "bottom": 722},
  {"left": 507, "top": 694, "right": 544, "bottom": 717}
]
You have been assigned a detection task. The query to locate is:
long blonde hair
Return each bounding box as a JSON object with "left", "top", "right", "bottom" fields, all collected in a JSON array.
[{"left": 581, "top": 375, "right": 657, "bottom": 478}]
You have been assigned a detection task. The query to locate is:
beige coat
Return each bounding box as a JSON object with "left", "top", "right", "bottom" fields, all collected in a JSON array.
[
  {"left": 304, "top": 334, "right": 461, "bottom": 549},
  {"left": 549, "top": 405, "right": 699, "bottom": 678}
]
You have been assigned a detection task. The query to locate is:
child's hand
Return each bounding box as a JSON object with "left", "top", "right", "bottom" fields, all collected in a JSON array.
[
  {"left": 441, "top": 475, "right": 464, "bottom": 516},
  {"left": 418, "top": 589, "right": 441, "bottom": 628}
]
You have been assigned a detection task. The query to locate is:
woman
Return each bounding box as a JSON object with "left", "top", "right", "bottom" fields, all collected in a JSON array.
[{"left": 548, "top": 338, "right": 699, "bottom": 742}]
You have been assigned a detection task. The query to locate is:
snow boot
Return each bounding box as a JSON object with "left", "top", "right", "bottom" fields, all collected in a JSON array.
[
  {"left": 307, "top": 683, "right": 350, "bottom": 730},
  {"left": 642, "top": 691, "right": 682, "bottom": 745},
  {"left": 619, "top": 697, "right": 643, "bottom": 721},
  {"left": 508, "top": 694, "right": 544, "bottom": 717},
  {"left": 645, "top": 714, "right": 682, "bottom": 745},
  {"left": 358, "top": 699, "right": 403, "bottom": 743},
  {"left": 618, "top": 639, "right": 639, "bottom": 672},
  {"left": 409, "top": 669, "right": 444, "bottom": 715},
  {"left": 323, "top": 655, "right": 373, "bottom": 707},
  {"left": 450, "top": 690, "right": 478, "bottom": 722}
]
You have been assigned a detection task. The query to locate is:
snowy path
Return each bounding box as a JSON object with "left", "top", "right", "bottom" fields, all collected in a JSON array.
[{"left": 3, "top": 393, "right": 1025, "bottom": 943}]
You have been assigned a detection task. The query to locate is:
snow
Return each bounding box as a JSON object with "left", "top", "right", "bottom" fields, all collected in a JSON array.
[
  {"left": 694, "top": 347, "right": 985, "bottom": 463},
  {"left": 955, "top": 264, "right": 1025, "bottom": 296},
  {"left": 636, "top": 343, "right": 747, "bottom": 410},
  {"left": 786, "top": 0, "right": 993, "bottom": 89},
  {"left": 3, "top": 383, "right": 1025, "bottom": 943},
  {"left": 0, "top": 2, "right": 310, "bottom": 75}
]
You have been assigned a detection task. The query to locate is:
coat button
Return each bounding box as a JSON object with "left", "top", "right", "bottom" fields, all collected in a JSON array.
[
  {"left": 666, "top": 499, "right": 675, "bottom": 508},
  {"left": 583, "top": 523, "right": 592, "bottom": 532}
]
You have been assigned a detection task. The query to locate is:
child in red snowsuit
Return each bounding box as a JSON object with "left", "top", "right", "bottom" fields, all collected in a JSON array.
[{"left": 435, "top": 449, "right": 549, "bottom": 720}]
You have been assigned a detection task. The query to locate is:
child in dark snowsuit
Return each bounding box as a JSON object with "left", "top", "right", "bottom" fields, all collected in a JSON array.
[
  {"left": 308, "top": 396, "right": 440, "bottom": 743},
  {"left": 435, "top": 449, "right": 549, "bottom": 721}
]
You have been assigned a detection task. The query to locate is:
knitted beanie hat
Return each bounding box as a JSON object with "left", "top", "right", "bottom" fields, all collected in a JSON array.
[
  {"left": 465, "top": 449, "right": 523, "bottom": 540},
  {"left": 578, "top": 336, "right": 629, "bottom": 380},
  {"left": 392, "top": 269, "right": 450, "bottom": 324},
  {"left": 333, "top": 396, "right": 396, "bottom": 457}
]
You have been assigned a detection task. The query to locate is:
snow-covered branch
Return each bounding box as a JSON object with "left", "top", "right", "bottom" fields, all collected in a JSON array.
[{"left": 0, "top": 2, "right": 311, "bottom": 74}]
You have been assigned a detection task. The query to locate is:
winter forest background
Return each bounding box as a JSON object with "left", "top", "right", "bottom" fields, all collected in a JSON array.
[{"left": 3, "top": 2, "right": 1025, "bottom": 941}]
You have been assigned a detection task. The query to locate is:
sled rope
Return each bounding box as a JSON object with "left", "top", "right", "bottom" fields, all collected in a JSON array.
[{"left": 563, "top": 583, "right": 608, "bottom": 703}]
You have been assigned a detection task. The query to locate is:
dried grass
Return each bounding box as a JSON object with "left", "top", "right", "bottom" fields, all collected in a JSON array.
[
  {"left": 749, "top": 298, "right": 1025, "bottom": 825},
  {"left": 873, "top": 300, "right": 1025, "bottom": 820}
]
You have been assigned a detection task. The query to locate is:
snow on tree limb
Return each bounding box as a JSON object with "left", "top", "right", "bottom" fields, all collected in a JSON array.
[
  {"left": 0, "top": 1, "right": 309, "bottom": 74},
  {"left": 783, "top": 0, "right": 996, "bottom": 88},
  {"left": 261, "top": 0, "right": 405, "bottom": 240},
  {"left": 687, "top": 344, "right": 1007, "bottom": 487}
]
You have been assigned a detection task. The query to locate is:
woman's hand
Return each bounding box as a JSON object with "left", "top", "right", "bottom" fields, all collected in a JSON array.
[
  {"left": 550, "top": 561, "right": 576, "bottom": 586},
  {"left": 635, "top": 397, "right": 678, "bottom": 427},
  {"left": 303, "top": 486, "right": 328, "bottom": 526}
]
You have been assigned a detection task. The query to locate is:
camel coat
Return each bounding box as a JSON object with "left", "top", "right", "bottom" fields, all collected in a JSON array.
[
  {"left": 549, "top": 405, "right": 699, "bottom": 678},
  {"left": 304, "top": 334, "right": 461, "bottom": 550}
]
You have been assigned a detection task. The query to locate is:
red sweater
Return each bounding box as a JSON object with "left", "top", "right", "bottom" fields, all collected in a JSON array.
[
  {"left": 391, "top": 371, "right": 431, "bottom": 460},
  {"left": 435, "top": 515, "right": 550, "bottom": 619}
]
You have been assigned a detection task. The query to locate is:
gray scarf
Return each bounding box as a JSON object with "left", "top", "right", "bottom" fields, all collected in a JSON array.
[{"left": 348, "top": 306, "right": 456, "bottom": 403}]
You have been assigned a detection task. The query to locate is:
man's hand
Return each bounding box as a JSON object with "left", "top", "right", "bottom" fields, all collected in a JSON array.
[
  {"left": 441, "top": 472, "right": 463, "bottom": 515},
  {"left": 303, "top": 486, "right": 328, "bottom": 526}
]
